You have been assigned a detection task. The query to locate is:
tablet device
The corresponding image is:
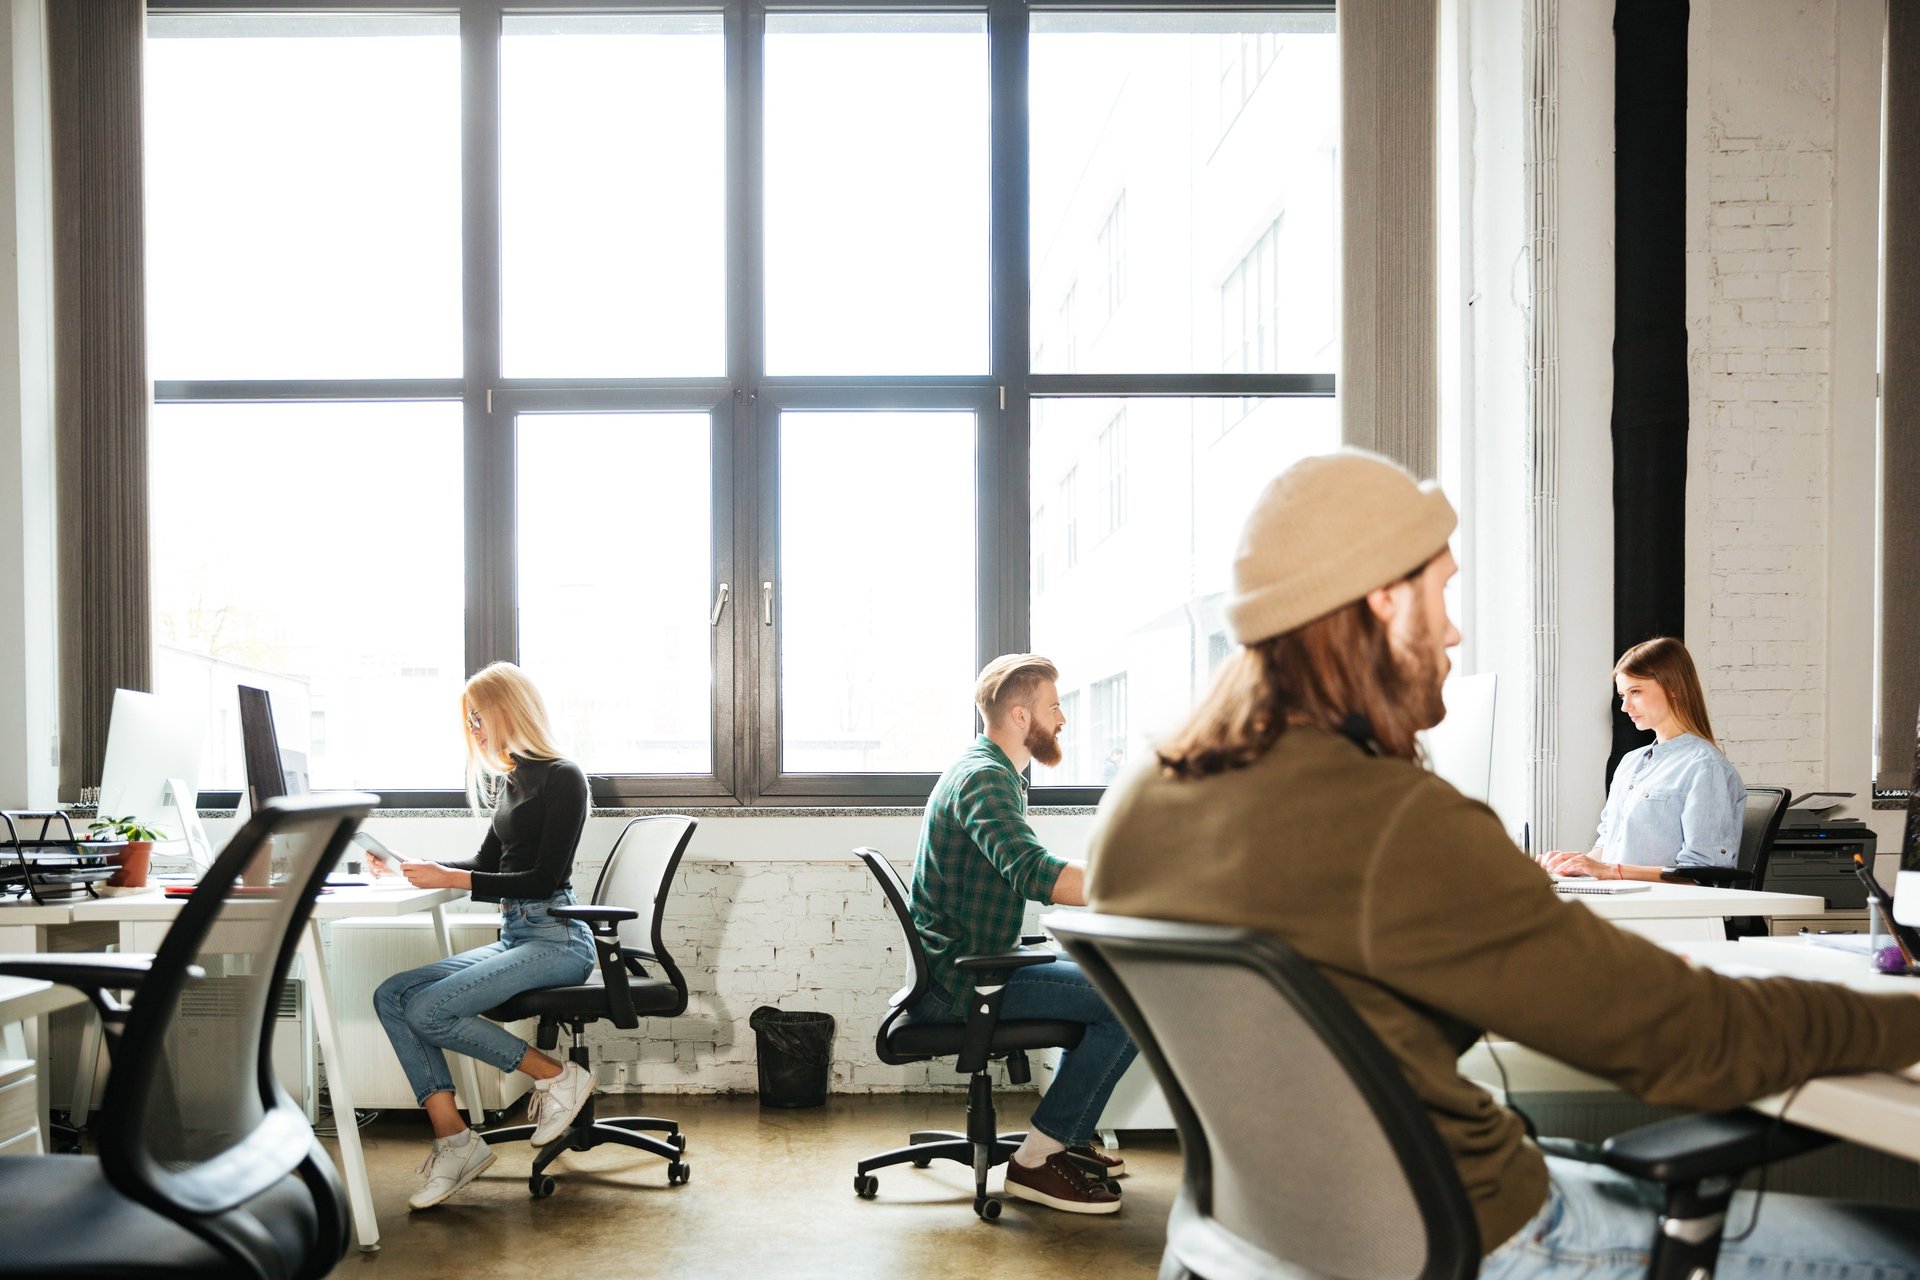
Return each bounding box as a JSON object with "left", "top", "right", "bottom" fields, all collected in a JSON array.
[{"left": 352, "top": 831, "right": 415, "bottom": 867}]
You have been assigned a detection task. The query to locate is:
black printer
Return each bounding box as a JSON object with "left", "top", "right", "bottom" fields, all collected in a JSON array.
[{"left": 1763, "top": 813, "right": 1876, "bottom": 909}]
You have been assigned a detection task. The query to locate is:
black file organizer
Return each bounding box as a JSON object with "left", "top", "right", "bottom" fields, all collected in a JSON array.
[{"left": 0, "top": 811, "right": 119, "bottom": 904}]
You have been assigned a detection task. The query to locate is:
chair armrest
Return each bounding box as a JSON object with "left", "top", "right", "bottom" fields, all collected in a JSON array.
[
  {"left": 954, "top": 949, "right": 1056, "bottom": 976},
  {"left": 1660, "top": 866, "right": 1753, "bottom": 889},
  {"left": 1601, "top": 1110, "right": 1832, "bottom": 1185},
  {"left": 0, "top": 954, "right": 198, "bottom": 1030},
  {"left": 952, "top": 949, "right": 1055, "bottom": 1073},
  {"left": 553, "top": 905, "right": 639, "bottom": 928},
  {"left": 0, "top": 953, "right": 165, "bottom": 993}
]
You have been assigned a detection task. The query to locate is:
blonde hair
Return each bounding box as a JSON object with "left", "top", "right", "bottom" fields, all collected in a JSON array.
[
  {"left": 1613, "top": 637, "right": 1718, "bottom": 748},
  {"left": 975, "top": 654, "right": 1059, "bottom": 729},
  {"left": 462, "top": 662, "right": 566, "bottom": 810}
]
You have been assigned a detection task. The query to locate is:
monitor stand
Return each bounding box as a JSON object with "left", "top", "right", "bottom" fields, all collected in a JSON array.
[{"left": 164, "top": 776, "right": 215, "bottom": 873}]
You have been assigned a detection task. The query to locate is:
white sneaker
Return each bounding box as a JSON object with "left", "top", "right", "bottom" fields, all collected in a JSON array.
[
  {"left": 526, "top": 1062, "right": 594, "bottom": 1146},
  {"left": 407, "top": 1133, "right": 496, "bottom": 1211}
]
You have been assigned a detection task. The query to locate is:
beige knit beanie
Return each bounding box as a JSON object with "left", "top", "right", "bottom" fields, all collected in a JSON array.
[{"left": 1224, "top": 450, "right": 1458, "bottom": 645}]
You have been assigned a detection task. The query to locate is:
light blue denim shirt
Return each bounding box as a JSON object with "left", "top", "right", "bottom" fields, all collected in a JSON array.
[{"left": 1594, "top": 732, "right": 1745, "bottom": 868}]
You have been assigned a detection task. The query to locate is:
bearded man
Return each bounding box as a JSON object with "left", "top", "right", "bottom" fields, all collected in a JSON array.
[
  {"left": 1088, "top": 451, "right": 1920, "bottom": 1276},
  {"left": 906, "top": 653, "right": 1137, "bottom": 1215}
]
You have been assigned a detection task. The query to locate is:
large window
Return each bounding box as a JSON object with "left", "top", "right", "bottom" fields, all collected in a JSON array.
[{"left": 145, "top": 2, "right": 1336, "bottom": 806}]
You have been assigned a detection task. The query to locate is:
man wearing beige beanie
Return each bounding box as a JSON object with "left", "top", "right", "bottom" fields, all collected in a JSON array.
[{"left": 1088, "top": 449, "right": 1920, "bottom": 1277}]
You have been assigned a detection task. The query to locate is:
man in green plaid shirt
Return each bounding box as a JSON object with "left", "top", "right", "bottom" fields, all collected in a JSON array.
[{"left": 908, "top": 654, "right": 1138, "bottom": 1215}]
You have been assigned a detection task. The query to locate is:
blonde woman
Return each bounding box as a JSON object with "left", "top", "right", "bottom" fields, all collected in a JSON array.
[
  {"left": 1542, "top": 637, "right": 1745, "bottom": 883},
  {"left": 370, "top": 662, "right": 596, "bottom": 1210}
]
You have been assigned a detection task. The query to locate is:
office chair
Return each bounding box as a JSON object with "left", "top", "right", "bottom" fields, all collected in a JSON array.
[
  {"left": 1050, "top": 912, "right": 1832, "bottom": 1280},
  {"left": 0, "top": 793, "right": 375, "bottom": 1280},
  {"left": 849, "top": 846, "right": 1086, "bottom": 1221},
  {"left": 480, "top": 815, "right": 697, "bottom": 1197},
  {"left": 1661, "top": 785, "right": 1791, "bottom": 937}
]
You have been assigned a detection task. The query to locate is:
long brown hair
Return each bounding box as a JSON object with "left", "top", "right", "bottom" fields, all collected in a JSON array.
[
  {"left": 1613, "top": 637, "right": 1717, "bottom": 748},
  {"left": 1158, "top": 594, "right": 1431, "bottom": 779}
]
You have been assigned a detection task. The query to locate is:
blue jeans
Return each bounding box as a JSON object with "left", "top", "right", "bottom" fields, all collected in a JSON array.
[
  {"left": 1482, "top": 1154, "right": 1920, "bottom": 1280},
  {"left": 374, "top": 893, "right": 595, "bottom": 1105},
  {"left": 914, "top": 957, "right": 1138, "bottom": 1147}
]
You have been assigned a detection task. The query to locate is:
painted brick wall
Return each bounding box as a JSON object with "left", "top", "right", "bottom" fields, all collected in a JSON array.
[
  {"left": 576, "top": 858, "right": 1043, "bottom": 1097},
  {"left": 1689, "top": 0, "right": 1836, "bottom": 793}
]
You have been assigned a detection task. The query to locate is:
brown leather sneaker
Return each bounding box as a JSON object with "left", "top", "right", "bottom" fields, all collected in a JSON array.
[
  {"left": 1066, "top": 1141, "right": 1125, "bottom": 1178},
  {"left": 1003, "top": 1152, "right": 1123, "bottom": 1215}
]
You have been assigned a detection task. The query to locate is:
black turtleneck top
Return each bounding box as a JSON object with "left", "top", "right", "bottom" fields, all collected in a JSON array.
[{"left": 444, "top": 753, "right": 589, "bottom": 904}]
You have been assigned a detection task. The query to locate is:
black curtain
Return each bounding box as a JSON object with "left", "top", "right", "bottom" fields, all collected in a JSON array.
[
  {"left": 50, "top": 0, "right": 151, "bottom": 797},
  {"left": 1609, "top": 0, "right": 1689, "bottom": 784}
]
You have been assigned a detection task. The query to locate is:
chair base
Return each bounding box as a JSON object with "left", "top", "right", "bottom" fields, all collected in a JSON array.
[
  {"left": 479, "top": 1049, "right": 689, "bottom": 1198},
  {"left": 853, "top": 1072, "right": 1028, "bottom": 1220}
]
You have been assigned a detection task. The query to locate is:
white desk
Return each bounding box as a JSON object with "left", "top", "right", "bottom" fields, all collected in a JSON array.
[
  {"left": 1555, "top": 881, "right": 1824, "bottom": 941},
  {"left": 0, "top": 974, "right": 84, "bottom": 1152},
  {"left": 56, "top": 884, "right": 481, "bottom": 1253},
  {"left": 1459, "top": 936, "right": 1920, "bottom": 1160},
  {"left": 1669, "top": 937, "right": 1920, "bottom": 1158}
]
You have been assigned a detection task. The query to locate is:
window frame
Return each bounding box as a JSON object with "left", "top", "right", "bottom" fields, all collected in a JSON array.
[{"left": 146, "top": 0, "right": 1337, "bottom": 810}]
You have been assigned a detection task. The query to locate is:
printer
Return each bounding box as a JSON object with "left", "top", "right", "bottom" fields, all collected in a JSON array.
[{"left": 1764, "top": 793, "right": 1876, "bottom": 910}]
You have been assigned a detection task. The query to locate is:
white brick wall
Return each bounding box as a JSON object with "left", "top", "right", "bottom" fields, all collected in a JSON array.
[
  {"left": 575, "top": 858, "right": 1043, "bottom": 1097},
  {"left": 1688, "top": 0, "right": 1837, "bottom": 793}
]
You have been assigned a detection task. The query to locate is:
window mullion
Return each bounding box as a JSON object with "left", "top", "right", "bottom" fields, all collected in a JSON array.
[{"left": 463, "top": 1, "right": 513, "bottom": 674}]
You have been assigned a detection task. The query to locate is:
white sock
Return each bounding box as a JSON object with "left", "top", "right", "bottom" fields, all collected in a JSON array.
[
  {"left": 434, "top": 1128, "right": 472, "bottom": 1151},
  {"left": 535, "top": 1064, "right": 568, "bottom": 1090},
  {"left": 1013, "top": 1130, "right": 1066, "bottom": 1169}
]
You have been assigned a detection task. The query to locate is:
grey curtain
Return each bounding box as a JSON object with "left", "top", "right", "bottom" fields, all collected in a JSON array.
[
  {"left": 50, "top": 0, "right": 149, "bottom": 797},
  {"left": 1338, "top": 0, "right": 1439, "bottom": 478},
  {"left": 1882, "top": 0, "right": 1920, "bottom": 791}
]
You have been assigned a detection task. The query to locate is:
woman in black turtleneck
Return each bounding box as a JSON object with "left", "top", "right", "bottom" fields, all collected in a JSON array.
[{"left": 370, "top": 661, "right": 599, "bottom": 1211}]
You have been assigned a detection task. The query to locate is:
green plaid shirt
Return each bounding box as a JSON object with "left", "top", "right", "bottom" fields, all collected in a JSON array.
[{"left": 910, "top": 736, "right": 1068, "bottom": 1006}]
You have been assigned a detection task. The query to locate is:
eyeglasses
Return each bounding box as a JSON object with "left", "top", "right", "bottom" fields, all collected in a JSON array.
[{"left": 466, "top": 709, "right": 483, "bottom": 731}]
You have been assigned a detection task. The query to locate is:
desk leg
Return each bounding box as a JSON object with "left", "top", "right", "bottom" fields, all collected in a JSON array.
[
  {"left": 301, "top": 919, "right": 380, "bottom": 1252},
  {"left": 430, "top": 902, "right": 487, "bottom": 1128}
]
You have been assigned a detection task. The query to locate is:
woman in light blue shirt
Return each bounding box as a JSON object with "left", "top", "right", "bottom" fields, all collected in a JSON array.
[{"left": 1543, "top": 637, "right": 1744, "bottom": 882}]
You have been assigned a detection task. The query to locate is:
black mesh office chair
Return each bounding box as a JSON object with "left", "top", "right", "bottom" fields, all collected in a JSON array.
[
  {"left": 1050, "top": 912, "right": 1831, "bottom": 1280},
  {"left": 849, "top": 846, "right": 1085, "bottom": 1221},
  {"left": 0, "top": 793, "right": 375, "bottom": 1280},
  {"left": 1661, "top": 785, "right": 1791, "bottom": 937},
  {"left": 481, "top": 815, "right": 696, "bottom": 1197},
  {"left": 1662, "top": 785, "right": 1791, "bottom": 891}
]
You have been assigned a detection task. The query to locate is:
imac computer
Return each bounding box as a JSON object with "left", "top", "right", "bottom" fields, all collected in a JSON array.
[
  {"left": 1892, "top": 706, "right": 1920, "bottom": 927},
  {"left": 96, "top": 688, "right": 214, "bottom": 869},
  {"left": 1419, "top": 671, "right": 1498, "bottom": 804}
]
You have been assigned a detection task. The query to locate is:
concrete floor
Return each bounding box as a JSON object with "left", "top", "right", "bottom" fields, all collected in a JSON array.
[{"left": 324, "top": 1094, "right": 1180, "bottom": 1279}]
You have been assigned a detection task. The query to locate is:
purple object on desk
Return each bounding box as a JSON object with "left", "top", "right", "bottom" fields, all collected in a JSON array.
[{"left": 1875, "top": 944, "right": 1910, "bottom": 974}]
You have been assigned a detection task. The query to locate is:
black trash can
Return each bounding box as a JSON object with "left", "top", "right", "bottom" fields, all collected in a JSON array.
[{"left": 750, "top": 1005, "right": 835, "bottom": 1108}]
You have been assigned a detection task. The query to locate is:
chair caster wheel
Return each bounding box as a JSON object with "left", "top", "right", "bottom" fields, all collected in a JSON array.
[
  {"left": 669, "top": 1132, "right": 688, "bottom": 1153},
  {"left": 854, "top": 1174, "right": 878, "bottom": 1198},
  {"left": 668, "top": 1161, "right": 691, "bottom": 1186},
  {"left": 911, "top": 1154, "right": 931, "bottom": 1168},
  {"left": 975, "top": 1196, "right": 1001, "bottom": 1220},
  {"left": 530, "top": 1175, "right": 555, "bottom": 1198}
]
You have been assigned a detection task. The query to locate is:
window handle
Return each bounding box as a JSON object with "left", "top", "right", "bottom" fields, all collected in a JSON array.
[
  {"left": 762, "top": 581, "right": 774, "bottom": 625},
  {"left": 710, "top": 582, "right": 729, "bottom": 626}
]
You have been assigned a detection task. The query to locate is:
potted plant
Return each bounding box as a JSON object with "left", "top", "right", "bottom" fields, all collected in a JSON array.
[{"left": 87, "top": 815, "right": 167, "bottom": 889}]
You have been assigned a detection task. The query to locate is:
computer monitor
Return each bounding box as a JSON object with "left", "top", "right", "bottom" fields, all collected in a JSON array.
[
  {"left": 96, "top": 688, "right": 214, "bottom": 868},
  {"left": 237, "top": 684, "right": 311, "bottom": 817},
  {"left": 238, "top": 684, "right": 288, "bottom": 811},
  {"left": 1891, "top": 705, "right": 1920, "bottom": 927},
  {"left": 1419, "top": 671, "right": 1498, "bottom": 803}
]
